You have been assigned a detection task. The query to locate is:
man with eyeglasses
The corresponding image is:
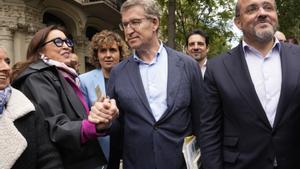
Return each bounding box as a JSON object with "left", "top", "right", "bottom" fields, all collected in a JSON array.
[
  {"left": 199, "top": 0, "right": 300, "bottom": 169},
  {"left": 89, "top": 0, "right": 206, "bottom": 169}
]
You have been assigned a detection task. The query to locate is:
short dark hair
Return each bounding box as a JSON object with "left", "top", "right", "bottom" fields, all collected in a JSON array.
[
  {"left": 286, "top": 36, "right": 299, "bottom": 44},
  {"left": 186, "top": 29, "right": 209, "bottom": 47}
]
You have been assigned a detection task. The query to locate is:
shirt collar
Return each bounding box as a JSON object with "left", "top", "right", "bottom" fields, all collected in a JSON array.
[
  {"left": 133, "top": 41, "right": 164, "bottom": 65},
  {"left": 242, "top": 38, "right": 281, "bottom": 56},
  {"left": 202, "top": 58, "right": 207, "bottom": 67}
]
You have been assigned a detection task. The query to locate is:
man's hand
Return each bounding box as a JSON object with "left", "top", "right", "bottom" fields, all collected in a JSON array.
[{"left": 88, "top": 97, "right": 119, "bottom": 131}]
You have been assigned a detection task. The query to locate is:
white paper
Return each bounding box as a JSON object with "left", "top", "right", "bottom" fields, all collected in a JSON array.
[{"left": 182, "top": 135, "right": 201, "bottom": 169}]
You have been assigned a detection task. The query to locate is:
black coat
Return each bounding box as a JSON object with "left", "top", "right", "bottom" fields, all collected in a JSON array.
[
  {"left": 13, "top": 111, "right": 63, "bottom": 169},
  {"left": 12, "top": 60, "right": 106, "bottom": 169}
]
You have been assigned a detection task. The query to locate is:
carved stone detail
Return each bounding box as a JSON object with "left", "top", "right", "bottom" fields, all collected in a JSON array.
[
  {"left": 0, "top": 3, "right": 43, "bottom": 34},
  {"left": 73, "top": 35, "right": 90, "bottom": 47}
]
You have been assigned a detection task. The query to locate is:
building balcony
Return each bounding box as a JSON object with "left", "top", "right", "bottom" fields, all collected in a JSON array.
[
  {"left": 67, "top": 0, "right": 126, "bottom": 29},
  {"left": 74, "top": 0, "right": 124, "bottom": 10}
]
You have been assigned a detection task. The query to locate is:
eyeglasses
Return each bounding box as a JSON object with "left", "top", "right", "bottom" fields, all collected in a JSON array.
[
  {"left": 244, "top": 3, "right": 275, "bottom": 15},
  {"left": 119, "top": 18, "right": 150, "bottom": 31},
  {"left": 42, "top": 37, "right": 74, "bottom": 48}
]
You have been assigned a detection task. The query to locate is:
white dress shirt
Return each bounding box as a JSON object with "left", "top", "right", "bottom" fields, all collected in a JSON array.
[
  {"left": 133, "top": 43, "right": 168, "bottom": 121},
  {"left": 243, "top": 40, "right": 282, "bottom": 127},
  {"left": 201, "top": 58, "right": 207, "bottom": 78}
]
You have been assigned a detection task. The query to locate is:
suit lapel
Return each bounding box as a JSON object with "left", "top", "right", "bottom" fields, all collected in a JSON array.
[
  {"left": 159, "top": 47, "right": 182, "bottom": 121},
  {"left": 126, "top": 57, "right": 153, "bottom": 115},
  {"left": 273, "top": 44, "right": 299, "bottom": 129},
  {"left": 58, "top": 73, "right": 86, "bottom": 119},
  {"left": 223, "top": 44, "right": 272, "bottom": 129}
]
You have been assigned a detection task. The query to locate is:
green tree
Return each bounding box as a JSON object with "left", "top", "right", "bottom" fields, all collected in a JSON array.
[
  {"left": 276, "top": 0, "right": 300, "bottom": 41},
  {"left": 167, "top": 0, "right": 176, "bottom": 48},
  {"left": 157, "top": 0, "right": 235, "bottom": 58}
]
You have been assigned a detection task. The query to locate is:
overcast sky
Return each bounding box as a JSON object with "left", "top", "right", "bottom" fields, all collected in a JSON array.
[
  {"left": 230, "top": 0, "right": 242, "bottom": 47},
  {"left": 229, "top": 18, "right": 243, "bottom": 47}
]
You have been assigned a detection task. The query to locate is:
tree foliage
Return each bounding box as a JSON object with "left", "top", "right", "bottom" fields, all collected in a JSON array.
[
  {"left": 157, "top": 0, "right": 235, "bottom": 58},
  {"left": 276, "top": 0, "right": 300, "bottom": 40}
]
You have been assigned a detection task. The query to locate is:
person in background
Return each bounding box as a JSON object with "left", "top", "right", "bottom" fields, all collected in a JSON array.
[
  {"left": 79, "top": 30, "right": 130, "bottom": 108},
  {"left": 67, "top": 53, "right": 81, "bottom": 74},
  {"left": 11, "top": 61, "right": 23, "bottom": 81},
  {"left": 11, "top": 25, "right": 118, "bottom": 169},
  {"left": 186, "top": 29, "right": 209, "bottom": 78},
  {"left": 274, "top": 30, "right": 286, "bottom": 42},
  {"left": 286, "top": 36, "right": 298, "bottom": 44},
  {"left": 0, "top": 47, "right": 63, "bottom": 169},
  {"left": 79, "top": 29, "right": 130, "bottom": 169},
  {"left": 200, "top": 0, "right": 300, "bottom": 168}
]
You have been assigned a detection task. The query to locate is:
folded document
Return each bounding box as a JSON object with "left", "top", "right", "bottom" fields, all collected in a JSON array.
[{"left": 182, "top": 135, "right": 201, "bottom": 169}]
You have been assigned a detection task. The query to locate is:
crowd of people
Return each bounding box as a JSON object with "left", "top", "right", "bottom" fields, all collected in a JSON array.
[{"left": 1, "top": 0, "right": 300, "bottom": 169}]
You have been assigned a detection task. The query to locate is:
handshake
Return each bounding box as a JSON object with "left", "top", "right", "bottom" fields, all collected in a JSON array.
[{"left": 88, "top": 96, "right": 119, "bottom": 131}]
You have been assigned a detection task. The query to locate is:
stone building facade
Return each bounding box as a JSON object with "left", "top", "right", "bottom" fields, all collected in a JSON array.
[{"left": 0, "top": 0, "right": 124, "bottom": 72}]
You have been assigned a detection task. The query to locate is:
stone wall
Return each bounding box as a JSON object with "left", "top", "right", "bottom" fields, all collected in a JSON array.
[
  {"left": 0, "top": 0, "right": 120, "bottom": 73},
  {"left": 0, "top": 2, "right": 43, "bottom": 63}
]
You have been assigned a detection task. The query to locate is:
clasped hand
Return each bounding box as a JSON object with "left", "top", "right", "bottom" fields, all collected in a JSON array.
[{"left": 88, "top": 96, "right": 119, "bottom": 131}]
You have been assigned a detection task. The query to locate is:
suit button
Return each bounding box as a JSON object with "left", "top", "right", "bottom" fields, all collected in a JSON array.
[{"left": 154, "top": 125, "right": 159, "bottom": 130}]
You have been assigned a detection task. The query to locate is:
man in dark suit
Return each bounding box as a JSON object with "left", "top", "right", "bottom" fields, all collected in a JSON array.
[
  {"left": 186, "top": 29, "right": 210, "bottom": 78},
  {"left": 200, "top": 0, "right": 300, "bottom": 169},
  {"left": 96, "top": 0, "right": 205, "bottom": 169}
]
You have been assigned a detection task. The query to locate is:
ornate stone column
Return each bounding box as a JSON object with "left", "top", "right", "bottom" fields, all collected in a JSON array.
[
  {"left": 0, "top": 26, "right": 14, "bottom": 63},
  {"left": 73, "top": 35, "right": 90, "bottom": 73},
  {"left": 0, "top": 2, "right": 43, "bottom": 64},
  {"left": 11, "top": 23, "right": 41, "bottom": 64},
  {"left": 24, "top": 23, "right": 42, "bottom": 58}
]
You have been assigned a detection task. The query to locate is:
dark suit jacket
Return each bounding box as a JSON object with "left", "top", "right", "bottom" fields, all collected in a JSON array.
[
  {"left": 108, "top": 45, "right": 205, "bottom": 169},
  {"left": 12, "top": 60, "right": 106, "bottom": 169},
  {"left": 200, "top": 43, "right": 300, "bottom": 169}
]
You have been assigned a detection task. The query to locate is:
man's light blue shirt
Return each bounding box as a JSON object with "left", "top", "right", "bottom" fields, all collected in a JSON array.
[
  {"left": 133, "top": 43, "right": 168, "bottom": 121},
  {"left": 242, "top": 38, "right": 282, "bottom": 128}
]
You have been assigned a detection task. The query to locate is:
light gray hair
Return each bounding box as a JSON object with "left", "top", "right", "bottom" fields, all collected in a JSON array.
[{"left": 120, "top": 0, "right": 161, "bottom": 21}]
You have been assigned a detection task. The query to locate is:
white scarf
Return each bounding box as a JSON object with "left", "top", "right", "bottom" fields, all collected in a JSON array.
[
  {"left": 40, "top": 54, "right": 80, "bottom": 86},
  {"left": 40, "top": 54, "right": 78, "bottom": 77}
]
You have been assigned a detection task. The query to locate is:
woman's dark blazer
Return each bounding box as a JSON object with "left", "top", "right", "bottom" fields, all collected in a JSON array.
[{"left": 12, "top": 60, "right": 106, "bottom": 169}]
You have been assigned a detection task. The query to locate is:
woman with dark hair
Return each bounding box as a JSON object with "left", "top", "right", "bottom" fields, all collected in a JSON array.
[
  {"left": 0, "top": 47, "right": 63, "bottom": 169},
  {"left": 12, "top": 25, "right": 118, "bottom": 169}
]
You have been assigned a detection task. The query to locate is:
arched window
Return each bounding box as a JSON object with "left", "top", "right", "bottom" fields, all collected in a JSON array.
[
  {"left": 43, "top": 12, "right": 66, "bottom": 27},
  {"left": 86, "top": 26, "right": 99, "bottom": 41}
]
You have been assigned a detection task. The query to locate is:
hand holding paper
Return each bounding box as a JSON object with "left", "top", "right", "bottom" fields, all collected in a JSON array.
[{"left": 182, "top": 135, "right": 201, "bottom": 169}]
